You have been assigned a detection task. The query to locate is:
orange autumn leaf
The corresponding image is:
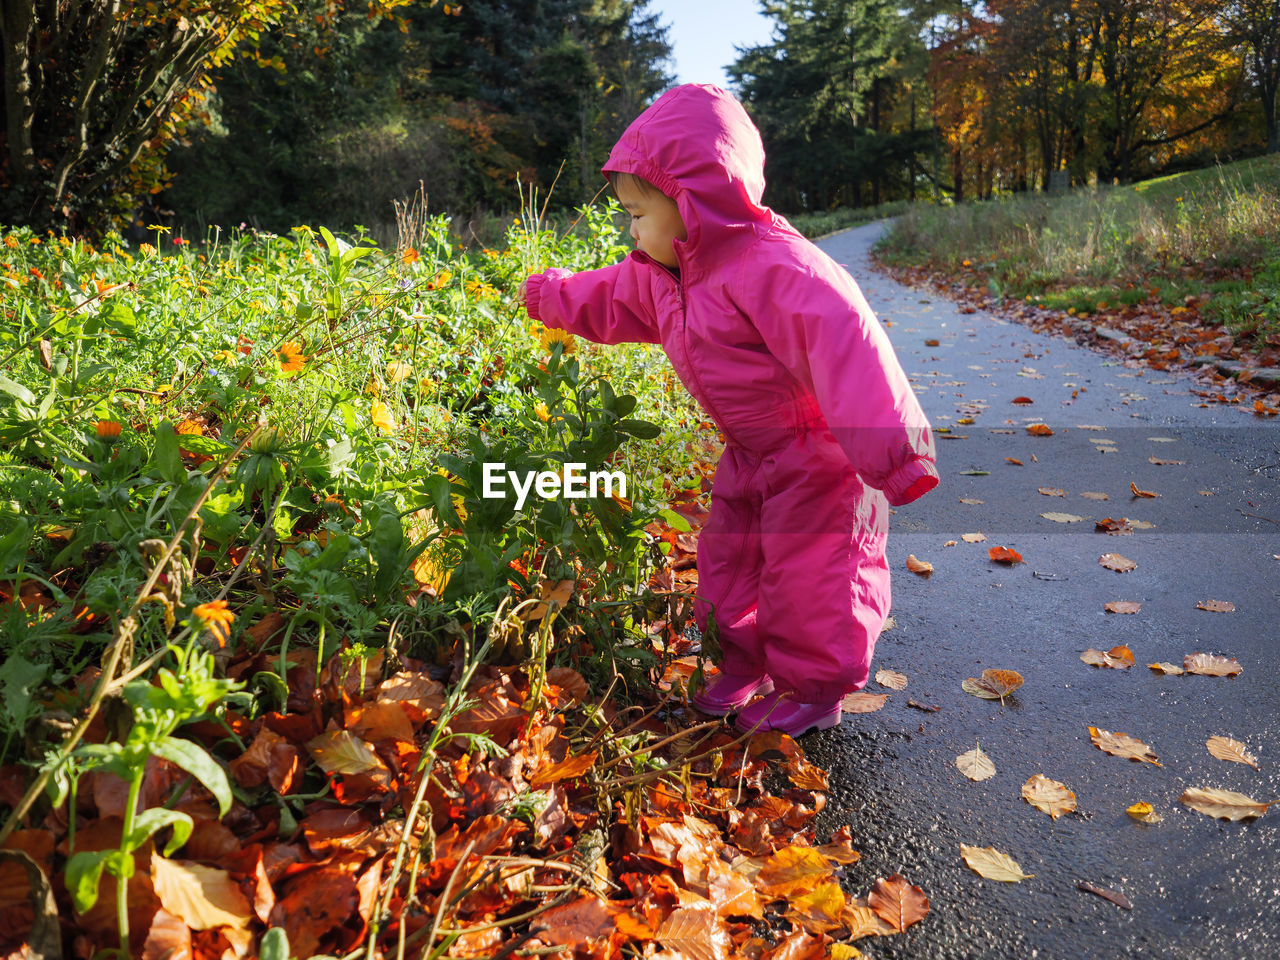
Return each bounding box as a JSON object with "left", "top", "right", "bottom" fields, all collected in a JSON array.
[
  {"left": 988, "top": 545, "right": 1023, "bottom": 564},
  {"left": 756, "top": 845, "right": 834, "bottom": 898},
  {"left": 1025, "top": 424, "right": 1054, "bottom": 436},
  {"left": 1195, "top": 599, "right": 1235, "bottom": 613},
  {"left": 1080, "top": 646, "right": 1135, "bottom": 669},
  {"left": 1099, "top": 552, "right": 1137, "bottom": 572},
  {"left": 654, "top": 904, "right": 731, "bottom": 960},
  {"left": 528, "top": 751, "right": 597, "bottom": 788},
  {"left": 1129, "top": 481, "right": 1160, "bottom": 498},
  {"left": 1088, "top": 726, "right": 1161, "bottom": 766},
  {"left": 905, "top": 554, "right": 933, "bottom": 575},
  {"left": 866, "top": 874, "right": 929, "bottom": 932}
]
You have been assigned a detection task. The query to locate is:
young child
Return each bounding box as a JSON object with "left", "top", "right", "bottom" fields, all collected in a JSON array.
[{"left": 522, "top": 84, "right": 939, "bottom": 737}]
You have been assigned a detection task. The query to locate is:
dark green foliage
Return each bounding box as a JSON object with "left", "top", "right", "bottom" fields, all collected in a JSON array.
[
  {"left": 730, "top": 0, "right": 930, "bottom": 212},
  {"left": 164, "top": 0, "right": 673, "bottom": 234}
]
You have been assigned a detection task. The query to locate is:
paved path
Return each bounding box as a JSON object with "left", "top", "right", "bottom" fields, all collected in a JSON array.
[{"left": 806, "top": 221, "right": 1280, "bottom": 959}]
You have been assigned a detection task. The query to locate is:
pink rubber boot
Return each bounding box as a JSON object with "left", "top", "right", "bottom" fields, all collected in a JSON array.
[
  {"left": 691, "top": 670, "right": 774, "bottom": 716},
  {"left": 735, "top": 691, "right": 841, "bottom": 737}
]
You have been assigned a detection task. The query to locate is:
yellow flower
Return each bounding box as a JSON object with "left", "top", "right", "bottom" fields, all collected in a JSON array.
[
  {"left": 371, "top": 399, "right": 396, "bottom": 433},
  {"left": 95, "top": 420, "right": 123, "bottom": 439},
  {"left": 534, "top": 401, "right": 550, "bottom": 421},
  {"left": 386, "top": 360, "right": 412, "bottom": 383},
  {"left": 402, "top": 247, "right": 420, "bottom": 265},
  {"left": 365, "top": 378, "right": 381, "bottom": 396},
  {"left": 213, "top": 349, "right": 238, "bottom": 364},
  {"left": 277, "top": 341, "right": 306, "bottom": 375},
  {"left": 538, "top": 326, "right": 576, "bottom": 355},
  {"left": 192, "top": 599, "right": 234, "bottom": 648},
  {"left": 138, "top": 242, "right": 156, "bottom": 256}
]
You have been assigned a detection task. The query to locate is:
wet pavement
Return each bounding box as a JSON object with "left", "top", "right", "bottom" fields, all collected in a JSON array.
[{"left": 804, "top": 222, "right": 1280, "bottom": 959}]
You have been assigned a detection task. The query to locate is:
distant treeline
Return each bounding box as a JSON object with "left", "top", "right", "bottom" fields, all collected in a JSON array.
[
  {"left": 2, "top": 0, "right": 1275, "bottom": 234},
  {"left": 731, "top": 0, "right": 1278, "bottom": 211}
]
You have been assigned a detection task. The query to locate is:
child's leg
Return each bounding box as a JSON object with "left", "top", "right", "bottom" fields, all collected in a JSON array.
[
  {"left": 691, "top": 446, "right": 766, "bottom": 676},
  {"left": 754, "top": 431, "right": 891, "bottom": 704}
]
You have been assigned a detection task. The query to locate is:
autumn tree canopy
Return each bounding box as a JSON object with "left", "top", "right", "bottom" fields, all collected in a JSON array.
[{"left": 731, "top": 0, "right": 1269, "bottom": 210}]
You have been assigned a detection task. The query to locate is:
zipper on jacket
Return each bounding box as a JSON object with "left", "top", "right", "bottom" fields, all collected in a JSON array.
[{"left": 631, "top": 251, "right": 737, "bottom": 446}]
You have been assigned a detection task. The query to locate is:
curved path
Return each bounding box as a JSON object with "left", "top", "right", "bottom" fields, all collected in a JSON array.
[{"left": 806, "top": 221, "right": 1280, "bottom": 959}]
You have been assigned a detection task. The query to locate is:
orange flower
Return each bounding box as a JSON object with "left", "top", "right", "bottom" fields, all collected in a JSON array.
[
  {"left": 95, "top": 420, "right": 123, "bottom": 439},
  {"left": 277, "top": 341, "right": 306, "bottom": 375},
  {"left": 192, "top": 599, "right": 234, "bottom": 647},
  {"left": 538, "top": 326, "right": 576, "bottom": 355},
  {"left": 401, "top": 247, "right": 420, "bottom": 265}
]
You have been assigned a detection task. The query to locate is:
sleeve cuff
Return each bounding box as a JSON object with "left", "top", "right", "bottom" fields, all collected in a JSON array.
[
  {"left": 523, "top": 272, "right": 548, "bottom": 323},
  {"left": 883, "top": 458, "right": 939, "bottom": 506}
]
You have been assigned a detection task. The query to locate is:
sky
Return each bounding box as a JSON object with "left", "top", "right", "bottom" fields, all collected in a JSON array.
[{"left": 649, "top": 0, "right": 777, "bottom": 90}]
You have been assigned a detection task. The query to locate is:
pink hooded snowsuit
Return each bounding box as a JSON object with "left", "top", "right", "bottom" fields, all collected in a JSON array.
[{"left": 524, "top": 84, "right": 939, "bottom": 703}]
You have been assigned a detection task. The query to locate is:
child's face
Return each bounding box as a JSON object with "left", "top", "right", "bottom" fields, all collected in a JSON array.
[{"left": 615, "top": 176, "right": 687, "bottom": 269}]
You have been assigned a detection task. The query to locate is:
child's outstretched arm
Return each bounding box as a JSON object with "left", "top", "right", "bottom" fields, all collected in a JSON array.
[
  {"left": 734, "top": 256, "right": 939, "bottom": 506},
  {"left": 524, "top": 259, "right": 662, "bottom": 345}
]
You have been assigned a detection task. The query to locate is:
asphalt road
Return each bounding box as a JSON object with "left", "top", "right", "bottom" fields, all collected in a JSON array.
[{"left": 804, "top": 221, "right": 1280, "bottom": 960}]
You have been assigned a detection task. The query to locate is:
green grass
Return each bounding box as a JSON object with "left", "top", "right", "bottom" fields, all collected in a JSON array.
[{"left": 877, "top": 154, "right": 1280, "bottom": 348}]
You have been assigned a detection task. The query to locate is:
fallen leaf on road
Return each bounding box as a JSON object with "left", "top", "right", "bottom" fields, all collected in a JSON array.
[
  {"left": 1148, "top": 661, "right": 1185, "bottom": 675},
  {"left": 1195, "top": 599, "right": 1235, "bottom": 613},
  {"left": 1126, "top": 802, "right": 1163, "bottom": 823},
  {"left": 988, "top": 546, "right": 1023, "bottom": 564},
  {"left": 905, "top": 555, "right": 933, "bottom": 576},
  {"left": 1095, "top": 517, "right": 1135, "bottom": 535},
  {"left": 1080, "top": 491, "right": 1110, "bottom": 500},
  {"left": 1129, "top": 482, "right": 1160, "bottom": 498},
  {"left": 961, "top": 532, "right": 987, "bottom": 542},
  {"left": 907, "top": 700, "right": 941, "bottom": 712},
  {"left": 1179, "top": 787, "right": 1271, "bottom": 821},
  {"left": 1184, "top": 653, "right": 1242, "bottom": 677},
  {"left": 1089, "top": 727, "right": 1161, "bottom": 766},
  {"left": 959, "top": 844, "right": 1033, "bottom": 882},
  {"left": 1026, "top": 424, "right": 1054, "bottom": 436},
  {"left": 1080, "top": 646, "right": 1134, "bottom": 669},
  {"left": 1038, "top": 487, "right": 1066, "bottom": 497},
  {"left": 956, "top": 743, "right": 996, "bottom": 782},
  {"left": 867, "top": 875, "right": 929, "bottom": 932},
  {"left": 1022, "top": 775, "right": 1077, "bottom": 819},
  {"left": 1206, "top": 737, "right": 1259, "bottom": 770},
  {"left": 1076, "top": 881, "right": 1133, "bottom": 910},
  {"left": 841, "top": 692, "right": 889, "bottom": 713},
  {"left": 1104, "top": 601, "right": 1142, "bottom": 614},
  {"left": 1006, "top": 457, "right": 1024, "bottom": 465},
  {"left": 1042, "top": 512, "right": 1085, "bottom": 523},
  {"left": 962, "top": 669, "right": 1023, "bottom": 701},
  {"left": 1012, "top": 396, "right": 1034, "bottom": 404},
  {"left": 875, "top": 670, "right": 907, "bottom": 690},
  {"left": 959, "top": 497, "right": 984, "bottom": 504},
  {"left": 1148, "top": 456, "right": 1187, "bottom": 465},
  {"left": 1099, "top": 553, "right": 1136, "bottom": 572}
]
